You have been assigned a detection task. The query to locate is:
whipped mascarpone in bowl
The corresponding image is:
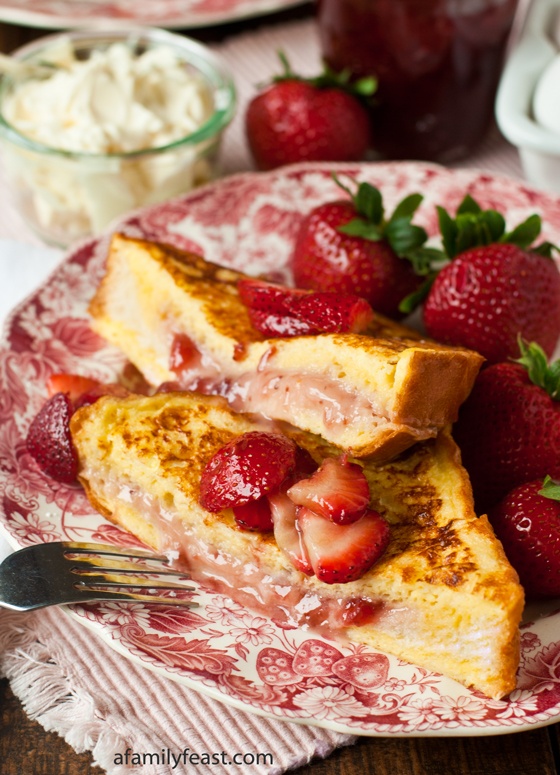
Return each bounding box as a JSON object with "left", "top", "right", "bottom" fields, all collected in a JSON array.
[{"left": 0, "top": 28, "right": 236, "bottom": 246}]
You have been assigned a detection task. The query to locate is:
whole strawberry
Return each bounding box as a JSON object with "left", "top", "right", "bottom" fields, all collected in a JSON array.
[
  {"left": 423, "top": 195, "right": 560, "bottom": 363},
  {"left": 489, "top": 476, "right": 560, "bottom": 598},
  {"left": 453, "top": 340, "right": 560, "bottom": 512},
  {"left": 245, "top": 55, "right": 376, "bottom": 170},
  {"left": 26, "top": 392, "right": 78, "bottom": 484},
  {"left": 199, "top": 431, "right": 297, "bottom": 513},
  {"left": 291, "top": 176, "right": 439, "bottom": 319},
  {"left": 26, "top": 373, "right": 130, "bottom": 484}
]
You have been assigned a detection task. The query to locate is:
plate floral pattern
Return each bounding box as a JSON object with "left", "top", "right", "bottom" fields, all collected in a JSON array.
[
  {"left": 0, "top": 0, "right": 304, "bottom": 30},
  {"left": 2, "top": 161, "right": 560, "bottom": 736}
]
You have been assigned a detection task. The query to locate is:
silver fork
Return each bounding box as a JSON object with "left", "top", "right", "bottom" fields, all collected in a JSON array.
[{"left": 0, "top": 541, "right": 196, "bottom": 611}]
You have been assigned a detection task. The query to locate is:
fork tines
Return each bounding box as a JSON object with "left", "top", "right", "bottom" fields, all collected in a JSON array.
[{"left": 64, "top": 541, "right": 196, "bottom": 606}]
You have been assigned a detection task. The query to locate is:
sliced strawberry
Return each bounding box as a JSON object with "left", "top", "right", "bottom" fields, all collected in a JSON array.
[
  {"left": 47, "top": 373, "right": 102, "bottom": 403},
  {"left": 46, "top": 372, "right": 130, "bottom": 410},
  {"left": 199, "top": 431, "right": 297, "bottom": 513},
  {"left": 288, "top": 456, "right": 370, "bottom": 524},
  {"left": 238, "top": 278, "right": 373, "bottom": 337},
  {"left": 248, "top": 308, "right": 315, "bottom": 338},
  {"left": 269, "top": 490, "right": 314, "bottom": 575},
  {"left": 294, "top": 446, "right": 318, "bottom": 479},
  {"left": 233, "top": 496, "right": 274, "bottom": 531},
  {"left": 170, "top": 333, "right": 201, "bottom": 374},
  {"left": 238, "top": 278, "right": 308, "bottom": 314},
  {"left": 26, "top": 392, "right": 78, "bottom": 484},
  {"left": 297, "top": 507, "right": 390, "bottom": 584},
  {"left": 290, "top": 293, "right": 374, "bottom": 333}
]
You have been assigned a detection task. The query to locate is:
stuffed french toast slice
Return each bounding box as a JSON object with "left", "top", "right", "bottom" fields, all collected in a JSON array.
[
  {"left": 70, "top": 390, "right": 524, "bottom": 701},
  {"left": 89, "top": 234, "right": 483, "bottom": 461}
]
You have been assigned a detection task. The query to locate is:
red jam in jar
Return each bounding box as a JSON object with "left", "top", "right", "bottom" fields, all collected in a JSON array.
[{"left": 316, "top": 0, "right": 519, "bottom": 162}]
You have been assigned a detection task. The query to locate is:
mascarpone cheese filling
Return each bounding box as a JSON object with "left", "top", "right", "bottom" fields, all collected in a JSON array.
[{"left": 1, "top": 39, "right": 217, "bottom": 241}]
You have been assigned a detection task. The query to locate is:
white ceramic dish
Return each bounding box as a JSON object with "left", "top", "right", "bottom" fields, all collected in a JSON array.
[
  {"left": 0, "top": 0, "right": 305, "bottom": 30},
  {"left": 496, "top": 0, "right": 560, "bottom": 193},
  {"left": 2, "top": 161, "right": 560, "bottom": 736}
]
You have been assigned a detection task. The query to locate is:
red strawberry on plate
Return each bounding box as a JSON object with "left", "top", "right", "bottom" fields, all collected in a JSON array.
[
  {"left": 47, "top": 373, "right": 102, "bottom": 403},
  {"left": 291, "top": 176, "right": 439, "bottom": 319},
  {"left": 453, "top": 339, "right": 560, "bottom": 512},
  {"left": 269, "top": 490, "right": 313, "bottom": 575},
  {"left": 287, "top": 455, "right": 370, "bottom": 524},
  {"left": 291, "top": 292, "right": 374, "bottom": 334},
  {"left": 423, "top": 194, "right": 560, "bottom": 363},
  {"left": 46, "top": 371, "right": 130, "bottom": 410},
  {"left": 199, "top": 431, "right": 297, "bottom": 513},
  {"left": 26, "top": 392, "right": 78, "bottom": 484},
  {"left": 245, "top": 54, "right": 376, "bottom": 170},
  {"left": 238, "top": 277, "right": 374, "bottom": 337},
  {"left": 297, "top": 506, "right": 390, "bottom": 584},
  {"left": 489, "top": 476, "right": 560, "bottom": 598},
  {"left": 232, "top": 497, "right": 274, "bottom": 532}
]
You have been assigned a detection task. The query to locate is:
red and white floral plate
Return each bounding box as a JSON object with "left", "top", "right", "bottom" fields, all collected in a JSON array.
[
  {"left": 0, "top": 0, "right": 304, "bottom": 29},
  {"left": 2, "top": 161, "right": 560, "bottom": 737}
]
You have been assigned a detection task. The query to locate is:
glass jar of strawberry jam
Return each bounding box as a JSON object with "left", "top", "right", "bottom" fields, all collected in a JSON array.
[{"left": 316, "top": 0, "right": 519, "bottom": 162}]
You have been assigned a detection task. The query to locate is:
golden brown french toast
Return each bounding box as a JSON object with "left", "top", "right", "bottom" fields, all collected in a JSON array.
[
  {"left": 70, "top": 391, "right": 523, "bottom": 700},
  {"left": 89, "top": 233, "right": 483, "bottom": 461}
]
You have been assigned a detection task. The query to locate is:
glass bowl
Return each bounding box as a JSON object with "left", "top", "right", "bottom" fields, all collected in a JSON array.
[{"left": 0, "top": 27, "right": 236, "bottom": 247}]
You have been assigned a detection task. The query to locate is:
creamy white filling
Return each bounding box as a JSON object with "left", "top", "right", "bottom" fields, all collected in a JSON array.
[
  {"left": 227, "top": 371, "right": 382, "bottom": 432},
  {"left": 172, "top": 358, "right": 385, "bottom": 442}
]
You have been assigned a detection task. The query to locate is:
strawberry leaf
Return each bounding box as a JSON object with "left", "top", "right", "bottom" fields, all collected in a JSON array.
[
  {"left": 333, "top": 176, "right": 443, "bottom": 278},
  {"left": 515, "top": 338, "right": 560, "bottom": 400},
  {"left": 454, "top": 216, "right": 479, "bottom": 255},
  {"left": 352, "top": 75, "right": 378, "bottom": 96},
  {"left": 272, "top": 53, "right": 378, "bottom": 101},
  {"left": 436, "top": 195, "right": 547, "bottom": 258},
  {"left": 502, "top": 214, "right": 542, "bottom": 248},
  {"left": 398, "top": 273, "right": 437, "bottom": 315},
  {"left": 437, "top": 205, "right": 459, "bottom": 258},
  {"left": 532, "top": 240, "right": 557, "bottom": 257},
  {"left": 355, "top": 182, "right": 383, "bottom": 224},
  {"left": 405, "top": 246, "right": 446, "bottom": 276},
  {"left": 389, "top": 193, "right": 423, "bottom": 222},
  {"left": 539, "top": 475, "right": 560, "bottom": 501},
  {"left": 384, "top": 219, "right": 428, "bottom": 256},
  {"left": 338, "top": 218, "right": 383, "bottom": 241},
  {"left": 481, "top": 210, "right": 507, "bottom": 242},
  {"left": 452, "top": 210, "right": 505, "bottom": 254},
  {"left": 313, "top": 64, "right": 378, "bottom": 100},
  {"left": 457, "top": 194, "right": 482, "bottom": 215}
]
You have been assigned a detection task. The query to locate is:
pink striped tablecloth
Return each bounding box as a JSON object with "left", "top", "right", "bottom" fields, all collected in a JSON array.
[{"left": 0, "top": 15, "right": 536, "bottom": 775}]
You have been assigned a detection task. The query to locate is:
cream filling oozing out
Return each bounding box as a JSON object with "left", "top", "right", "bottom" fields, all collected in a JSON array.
[
  {"left": 169, "top": 348, "right": 388, "bottom": 439},
  {"left": 84, "top": 467, "right": 420, "bottom": 634}
]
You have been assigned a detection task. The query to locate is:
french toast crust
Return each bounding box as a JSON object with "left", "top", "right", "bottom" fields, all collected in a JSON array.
[
  {"left": 89, "top": 234, "right": 484, "bottom": 460},
  {"left": 70, "top": 391, "right": 524, "bottom": 700}
]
